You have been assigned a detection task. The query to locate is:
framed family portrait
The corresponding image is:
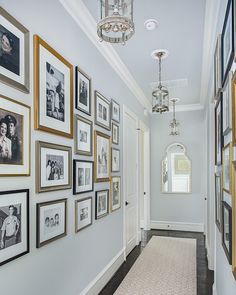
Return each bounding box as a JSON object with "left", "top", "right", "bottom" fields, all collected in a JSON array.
[
  {"left": 215, "top": 96, "right": 224, "bottom": 165},
  {"left": 75, "top": 66, "right": 91, "bottom": 115},
  {"left": 111, "top": 99, "right": 120, "bottom": 123},
  {"left": 94, "top": 131, "right": 111, "bottom": 182},
  {"left": 75, "top": 197, "right": 92, "bottom": 232},
  {"left": 36, "top": 141, "right": 72, "bottom": 193},
  {"left": 95, "top": 91, "right": 111, "bottom": 130},
  {"left": 0, "top": 189, "right": 29, "bottom": 266},
  {"left": 0, "top": 94, "right": 30, "bottom": 176},
  {"left": 36, "top": 199, "right": 67, "bottom": 248},
  {"left": 0, "top": 7, "right": 29, "bottom": 92},
  {"left": 34, "top": 35, "right": 73, "bottom": 138},
  {"left": 222, "top": 71, "right": 232, "bottom": 135},
  {"left": 222, "top": 201, "right": 232, "bottom": 264},
  {"left": 111, "top": 148, "right": 120, "bottom": 172},
  {"left": 215, "top": 173, "right": 222, "bottom": 231},
  {"left": 95, "top": 190, "right": 109, "bottom": 219},
  {"left": 222, "top": 143, "right": 232, "bottom": 193},
  {"left": 214, "top": 35, "right": 222, "bottom": 99},
  {"left": 75, "top": 115, "right": 93, "bottom": 156},
  {"left": 112, "top": 123, "right": 119, "bottom": 145},
  {"left": 73, "top": 160, "right": 94, "bottom": 195},
  {"left": 110, "top": 177, "right": 121, "bottom": 212}
]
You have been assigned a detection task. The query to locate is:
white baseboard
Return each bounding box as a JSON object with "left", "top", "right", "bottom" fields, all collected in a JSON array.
[
  {"left": 206, "top": 239, "right": 214, "bottom": 270},
  {"left": 80, "top": 248, "right": 125, "bottom": 295},
  {"left": 213, "top": 284, "right": 217, "bottom": 295},
  {"left": 150, "top": 220, "right": 204, "bottom": 232}
]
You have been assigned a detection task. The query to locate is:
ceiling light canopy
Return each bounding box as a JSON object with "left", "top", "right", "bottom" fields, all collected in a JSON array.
[{"left": 144, "top": 19, "right": 158, "bottom": 31}]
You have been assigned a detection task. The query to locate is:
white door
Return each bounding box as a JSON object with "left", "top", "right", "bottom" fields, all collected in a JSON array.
[{"left": 123, "top": 106, "right": 138, "bottom": 256}]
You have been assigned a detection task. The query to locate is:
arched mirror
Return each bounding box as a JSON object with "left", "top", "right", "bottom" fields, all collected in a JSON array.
[{"left": 162, "top": 143, "right": 191, "bottom": 193}]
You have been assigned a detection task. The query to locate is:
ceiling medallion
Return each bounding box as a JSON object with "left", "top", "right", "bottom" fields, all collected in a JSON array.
[{"left": 144, "top": 19, "right": 158, "bottom": 31}]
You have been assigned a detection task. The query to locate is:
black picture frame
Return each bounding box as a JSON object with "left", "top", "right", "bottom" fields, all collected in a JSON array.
[
  {"left": 75, "top": 66, "right": 91, "bottom": 116},
  {"left": 112, "top": 123, "right": 119, "bottom": 145},
  {"left": 73, "top": 160, "right": 94, "bottom": 195},
  {"left": 215, "top": 95, "right": 224, "bottom": 165},
  {"left": 94, "top": 91, "right": 111, "bottom": 130},
  {"left": 95, "top": 190, "right": 109, "bottom": 219},
  {"left": 215, "top": 173, "right": 222, "bottom": 231},
  {"left": 111, "top": 99, "right": 120, "bottom": 123},
  {"left": 0, "top": 189, "right": 29, "bottom": 266},
  {"left": 222, "top": 201, "right": 232, "bottom": 264},
  {"left": 75, "top": 197, "right": 92, "bottom": 232}
]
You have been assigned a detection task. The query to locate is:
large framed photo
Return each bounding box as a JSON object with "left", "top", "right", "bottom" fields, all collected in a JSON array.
[
  {"left": 232, "top": 163, "right": 236, "bottom": 278},
  {"left": 36, "top": 199, "right": 67, "bottom": 248},
  {"left": 111, "top": 148, "right": 120, "bottom": 172},
  {"left": 75, "top": 197, "right": 92, "bottom": 232},
  {"left": 222, "top": 0, "right": 235, "bottom": 87},
  {"left": 112, "top": 123, "right": 119, "bottom": 145},
  {"left": 75, "top": 66, "right": 91, "bottom": 115},
  {"left": 34, "top": 35, "right": 73, "bottom": 138},
  {"left": 0, "top": 189, "right": 29, "bottom": 266},
  {"left": 0, "top": 94, "right": 30, "bottom": 176},
  {"left": 95, "top": 190, "right": 109, "bottom": 219},
  {"left": 232, "top": 70, "right": 236, "bottom": 145},
  {"left": 36, "top": 141, "right": 72, "bottom": 193},
  {"left": 73, "top": 160, "right": 94, "bottom": 195},
  {"left": 94, "top": 131, "right": 111, "bottom": 182},
  {"left": 223, "top": 71, "right": 232, "bottom": 135},
  {"left": 222, "top": 143, "right": 232, "bottom": 193},
  {"left": 215, "top": 173, "right": 222, "bottom": 231},
  {"left": 95, "top": 91, "right": 111, "bottom": 130},
  {"left": 214, "top": 35, "right": 222, "bottom": 99},
  {"left": 110, "top": 176, "right": 121, "bottom": 212},
  {"left": 0, "top": 7, "right": 29, "bottom": 92},
  {"left": 111, "top": 99, "right": 120, "bottom": 123},
  {"left": 75, "top": 115, "right": 93, "bottom": 156},
  {"left": 222, "top": 201, "right": 232, "bottom": 264},
  {"left": 215, "top": 96, "right": 224, "bottom": 165}
]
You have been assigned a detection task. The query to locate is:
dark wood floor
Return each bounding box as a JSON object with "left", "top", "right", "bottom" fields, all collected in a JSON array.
[{"left": 99, "top": 230, "right": 214, "bottom": 295}]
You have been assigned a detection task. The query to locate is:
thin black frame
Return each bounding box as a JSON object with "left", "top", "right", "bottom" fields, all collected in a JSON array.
[
  {"left": 73, "top": 160, "right": 94, "bottom": 195},
  {"left": 112, "top": 123, "right": 119, "bottom": 145},
  {"left": 111, "top": 99, "right": 120, "bottom": 123},
  {"left": 75, "top": 197, "right": 92, "bottom": 232},
  {"left": 215, "top": 94, "right": 224, "bottom": 165},
  {"left": 222, "top": 201, "right": 232, "bottom": 264},
  {"left": 94, "top": 91, "right": 111, "bottom": 130},
  {"left": 0, "top": 189, "right": 29, "bottom": 266},
  {"left": 75, "top": 66, "right": 91, "bottom": 115},
  {"left": 95, "top": 190, "right": 109, "bottom": 219},
  {"left": 111, "top": 148, "right": 120, "bottom": 172},
  {"left": 215, "top": 173, "right": 222, "bottom": 231}
]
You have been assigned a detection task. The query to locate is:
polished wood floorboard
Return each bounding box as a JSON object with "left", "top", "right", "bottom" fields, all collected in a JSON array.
[{"left": 99, "top": 230, "right": 214, "bottom": 295}]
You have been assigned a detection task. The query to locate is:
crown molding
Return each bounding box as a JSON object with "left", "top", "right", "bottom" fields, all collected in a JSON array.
[
  {"left": 171, "top": 103, "right": 204, "bottom": 112},
  {"left": 59, "top": 0, "right": 152, "bottom": 111}
]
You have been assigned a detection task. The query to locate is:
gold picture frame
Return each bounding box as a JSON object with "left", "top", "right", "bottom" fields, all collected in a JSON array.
[
  {"left": 222, "top": 142, "right": 233, "bottom": 193},
  {"left": 110, "top": 176, "right": 121, "bottom": 212},
  {"left": 232, "top": 162, "right": 236, "bottom": 279},
  {"left": 232, "top": 70, "right": 236, "bottom": 145},
  {"left": 34, "top": 35, "right": 73, "bottom": 138},
  {"left": 75, "top": 115, "right": 93, "bottom": 156}
]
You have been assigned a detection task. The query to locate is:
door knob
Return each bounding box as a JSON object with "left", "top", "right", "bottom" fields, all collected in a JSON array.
[{"left": 125, "top": 201, "right": 129, "bottom": 206}]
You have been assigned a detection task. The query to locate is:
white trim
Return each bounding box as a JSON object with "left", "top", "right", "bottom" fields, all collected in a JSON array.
[
  {"left": 168, "top": 104, "right": 204, "bottom": 112},
  {"left": 150, "top": 221, "right": 204, "bottom": 232},
  {"left": 59, "top": 0, "right": 152, "bottom": 111},
  {"left": 212, "top": 284, "right": 218, "bottom": 295},
  {"left": 140, "top": 220, "right": 144, "bottom": 228},
  {"left": 80, "top": 248, "right": 125, "bottom": 295}
]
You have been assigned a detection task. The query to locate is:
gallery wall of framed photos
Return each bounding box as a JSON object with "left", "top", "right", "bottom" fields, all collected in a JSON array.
[{"left": 0, "top": 1, "right": 150, "bottom": 295}]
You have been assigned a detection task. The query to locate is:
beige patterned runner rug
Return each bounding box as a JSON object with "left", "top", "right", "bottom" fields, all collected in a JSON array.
[{"left": 114, "top": 236, "right": 196, "bottom": 295}]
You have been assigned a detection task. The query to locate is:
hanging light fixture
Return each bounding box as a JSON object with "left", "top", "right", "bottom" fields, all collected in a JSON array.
[
  {"left": 151, "top": 49, "right": 169, "bottom": 113},
  {"left": 97, "top": 0, "right": 135, "bottom": 45},
  {"left": 169, "top": 98, "right": 180, "bottom": 136}
]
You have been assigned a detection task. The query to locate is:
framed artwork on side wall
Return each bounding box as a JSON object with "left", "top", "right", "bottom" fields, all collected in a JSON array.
[
  {"left": 222, "top": 201, "right": 232, "bottom": 264},
  {"left": 95, "top": 91, "right": 111, "bottom": 130},
  {"left": 75, "top": 115, "right": 93, "bottom": 156},
  {"left": 110, "top": 176, "right": 121, "bottom": 212},
  {"left": 75, "top": 197, "right": 92, "bottom": 232},
  {"left": 73, "top": 160, "right": 94, "bottom": 195},
  {"left": 95, "top": 190, "right": 109, "bottom": 219},
  {"left": 112, "top": 123, "right": 119, "bottom": 145},
  {"left": 232, "top": 162, "right": 236, "bottom": 279},
  {"left": 215, "top": 95, "right": 224, "bottom": 165},
  {"left": 111, "top": 99, "right": 120, "bottom": 123},
  {"left": 222, "top": 143, "right": 232, "bottom": 193},
  {"left": 231, "top": 70, "right": 236, "bottom": 145},
  {"left": 111, "top": 148, "right": 120, "bottom": 172},
  {"left": 222, "top": 71, "right": 232, "bottom": 135},
  {"left": 75, "top": 66, "right": 91, "bottom": 115},
  {"left": 214, "top": 35, "right": 222, "bottom": 99},
  {"left": 215, "top": 173, "right": 222, "bottom": 232}
]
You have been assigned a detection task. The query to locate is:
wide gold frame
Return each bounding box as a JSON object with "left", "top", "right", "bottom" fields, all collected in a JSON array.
[
  {"left": 232, "top": 162, "right": 236, "bottom": 279},
  {"left": 110, "top": 176, "right": 121, "bottom": 212},
  {"left": 222, "top": 142, "right": 233, "bottom": 193},
  {"left": 34, "top": 35, "right": 73, "bottom": 138}
]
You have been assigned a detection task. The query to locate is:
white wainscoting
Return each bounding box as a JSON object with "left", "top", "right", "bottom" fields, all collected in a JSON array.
[
  {"left": 150, "top": 221, "right": 204, "bottom": 232},
  {"left": 80, "top": 248, "right": 125, "bottom": 295}
]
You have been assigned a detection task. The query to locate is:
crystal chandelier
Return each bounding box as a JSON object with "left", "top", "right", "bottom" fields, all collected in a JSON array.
[
  {"left": 169, "top": 98, "right": 180, "bottom": 136},
  {"left": 97, "top": 0, "right": 135, "bottom": 45},
  {"left": 152, "top": 50, "right": 169, "bottom": 113}
]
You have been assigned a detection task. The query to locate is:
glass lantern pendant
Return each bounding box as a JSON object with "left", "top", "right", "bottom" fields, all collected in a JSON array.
[{"left": 169, "top": 98, "right": 180, "bottom": 136}]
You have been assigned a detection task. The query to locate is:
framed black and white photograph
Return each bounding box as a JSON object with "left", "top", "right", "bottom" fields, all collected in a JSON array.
[
  {"left": 94, "top": 131, "right": 111, "bottom": 182},
  {"left": 215, "top": 96, "right": 224, "bottom": 165},
  {"left": 75, "top": 197, "right": 92, "bottom": 232},
  {"left": 75, "top": 66, "right": 91, "bottom": 115},
  {"left": 73, "top": 160, "right": 94, "bottom": 195},
  {"left": 75, "top": 115, "right": 93, "bottom": 156},
  {"left": 95, "top": 91, "right": 111, "bottom": 130},
  {"left": 34, "top": 35, "right": 73, "bottom": 138},
  {"left": 0, "top": 94, "right": 30, "bottom": 176},
  {"left": 36, "top": 141, "right": 72, "bottom": 193},
  {"left": 36, "top": 199, "right": 67, "bottom": 248},
  {"left": 223, "top": 71, "right": 232, "bottom": 135},
  {"left": 215, "top": 173, "right": 222, "bottom": 231},
  {"left": 112, "top": 123, "right": 119, "bottom": 145},
  {"left": 0, "top": 7, "right": 29, "bottom": 92},
  {"left": 222, "top": 143, "right": 232, "bottom": 193},
  {"left": 95, "top": 190, "right": 109, "bottom": 219},
  {"left": 111, "top": 99, "right": 120, "bottom": 123},
  {"left": 214, "top": 35, "right": 222, "bottom": 99},
  {"left": 110, "top": 176, "right": 121, "bottom": 212},
  {"left": 111, "top": 148, "right": 120, "bottom": 172},
  {"left": 0, "top": 189, "right": 29, "bottom": 266},
  {"left": 222, "top": 201, "right": 232, "bottom": 264},
  {"left": 222, "top": 0, "right": 235, "bottom": 86}
]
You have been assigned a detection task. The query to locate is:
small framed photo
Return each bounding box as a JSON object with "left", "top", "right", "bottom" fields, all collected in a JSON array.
[
  {"left": 75, "top": 115, "right": 93, "bottom": 156},
  {"left": 215, "top": 173, "right": 222, "bottom": 231},
  {"left": 94, "top": 131, "right": 111, "bottom": 182},
  {"left": 75, "top": 197, "right": 92, "bottom": 232},
  {"left": 215, "top": 96, "right": 224, "bottom": 165},
  {"left": 0, "top": 189, "right": 29, "bottom": 266},
  {"left": 36, "top": 199, "right": 67, "bottom": 248},
  {"left": 111, "top": 148, "right": 120, "bottom": 172},
  {"left": 112, "top": 123, "right": 119, "bottom": 145},
  {"left": 222, "top": 71, "right": 232, "bottom": 135},
  {"left": 34, "top": 35, "right": 73, "bottom": 138},
  {"left": 0, "top": 7, "right": 29, "bottom": 92},
  {"left": 36, "top": 141, "right": 72, "bottom": 193},
  {"left": 0, "top": 94, "right": 30, "bottom": 176},
  {"left": 222, "top": 201, "right": 232, "bottom": 264},
  {"left": 214, "top": 35, "right": 222, "bottom": 99},
  {"left": 231, "top": 70, "right": 236, "bottom": 145},
  {"left": 95, "top": 91, "right": 111, "bottom": 130},
  {"left": 75, "top": 66, "right": 91, "bottom": 115},
  {"left": 111, "top": 99, "right": 120, "bottom": 123},
  {"left": 222, "top": 143, "right": 232, "bottom": 193},
  {"left": 110, "top": 176, "right": 121, "bottom": 212},
  {"left": 95, "top": 190, "right": 109, "bottom": 219},
  {"left": 73, "top": 160, "right": 94, "bottom": 195}
]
